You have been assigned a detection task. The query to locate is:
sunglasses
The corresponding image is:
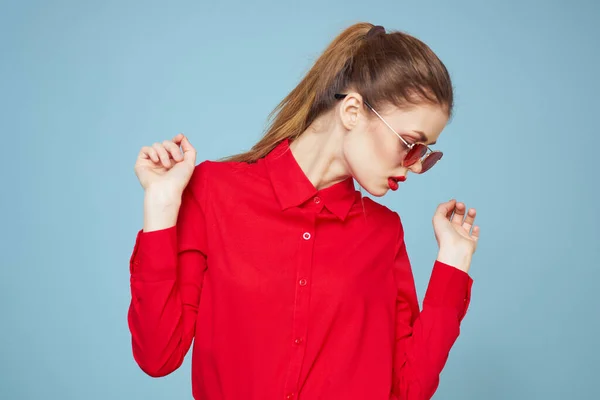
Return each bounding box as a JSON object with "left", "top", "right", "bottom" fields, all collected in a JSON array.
[{"left": 334, "top": 93, "right": 443, "bottom": 173}]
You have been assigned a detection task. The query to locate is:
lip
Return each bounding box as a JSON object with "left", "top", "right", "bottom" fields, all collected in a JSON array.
[{"left": 392, "top": 176, "right": 406, "bottom": 182}]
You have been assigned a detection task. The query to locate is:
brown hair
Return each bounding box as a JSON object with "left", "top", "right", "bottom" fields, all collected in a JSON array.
[{"left": 224, "top": 22, "right": 453, "bottom": 163}]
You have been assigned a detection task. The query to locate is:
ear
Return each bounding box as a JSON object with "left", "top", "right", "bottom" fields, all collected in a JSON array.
[{"left": 339, "top": 92, "right": 365, "bottom": 130}]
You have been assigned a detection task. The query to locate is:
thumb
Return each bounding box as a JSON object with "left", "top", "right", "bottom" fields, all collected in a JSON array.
[
  {"left": 181, "top": 135, "right": 197, "bottom": 165},
  {"left": 434, "top": 199, "right": 456, "bottom": 219}
]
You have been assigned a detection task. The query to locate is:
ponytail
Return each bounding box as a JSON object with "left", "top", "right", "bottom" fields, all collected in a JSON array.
[
  {"left": 223, "top": 22, "right": 453, "bottom": 163},
  {"left": 223, "top": 23, "right": 375, "bottom": 163}
]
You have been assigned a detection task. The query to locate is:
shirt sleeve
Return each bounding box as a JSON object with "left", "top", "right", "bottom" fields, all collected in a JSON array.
[
  {"left": 391, "top": 215, "right": 473, "bottom": 400},
  {"left": 127, "top": 162, "right": 209, "bottom": 377}
]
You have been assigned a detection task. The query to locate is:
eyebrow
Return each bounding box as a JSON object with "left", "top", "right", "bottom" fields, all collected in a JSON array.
[{"left": 412, "top": 130, "right": 436, "bottom": 145}]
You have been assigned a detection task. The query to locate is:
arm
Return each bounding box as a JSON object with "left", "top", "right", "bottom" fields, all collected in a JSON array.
[
  {"left": 127, "top": 163, "right": 209, "bottom": 377},
  {"left": 391, "top": 220, "right": 473, "bottom": 399}
]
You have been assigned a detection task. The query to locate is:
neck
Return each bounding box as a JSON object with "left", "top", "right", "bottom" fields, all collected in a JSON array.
[{"left": 289, "top": 113, "right": 350, "bottom": 191}]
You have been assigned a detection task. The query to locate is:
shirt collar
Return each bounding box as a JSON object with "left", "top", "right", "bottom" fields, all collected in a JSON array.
[{"left": 264, "top": 139, "right": 358, "bottom": 221}]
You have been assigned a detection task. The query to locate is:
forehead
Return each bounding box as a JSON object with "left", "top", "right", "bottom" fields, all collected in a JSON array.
[{"left": 379, "top": 103, "right": 449, "bottom": 143}]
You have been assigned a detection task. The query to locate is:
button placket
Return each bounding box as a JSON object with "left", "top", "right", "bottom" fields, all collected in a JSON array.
[{"left": 283, "top": 213, "right": 317, "bottom": 398}]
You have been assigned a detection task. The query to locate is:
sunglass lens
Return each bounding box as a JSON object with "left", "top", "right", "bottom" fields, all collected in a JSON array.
[
  {"left": 404, "top": 144, "right": 428, "bottom": 166},
  {"left": 420, "top": 151, "right": 443, "bottom": 173}
]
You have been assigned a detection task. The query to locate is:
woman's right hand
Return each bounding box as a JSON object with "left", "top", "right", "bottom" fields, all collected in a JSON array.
[{"left": 134, "top": 133, "right": 197, "bottom": 198}]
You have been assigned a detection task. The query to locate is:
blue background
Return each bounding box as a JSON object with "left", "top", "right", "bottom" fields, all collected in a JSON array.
[{"left": 2, "top": 0, "right": 599, "bottom": 399}]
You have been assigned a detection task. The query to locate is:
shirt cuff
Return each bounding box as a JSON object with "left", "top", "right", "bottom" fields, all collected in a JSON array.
[
  {"left": 129, "top": 226, "right": 178, "bottom": 280},
  {"left": 423, "top": 260, "right": 473, "bottom": 322}
]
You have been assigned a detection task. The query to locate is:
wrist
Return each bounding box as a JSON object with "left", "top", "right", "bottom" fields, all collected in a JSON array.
[
  {"left": 144, "top": 186, "right": 182, "bottom": 208},
  {"left": 143, "top": 190, "right": 182, "bottom": 232},
  {"left": 436, "top": 248, "right": 472, "bottom": 273}
]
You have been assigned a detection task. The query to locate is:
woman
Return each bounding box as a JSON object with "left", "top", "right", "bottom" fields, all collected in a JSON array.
[{"left": 128, "top": 22, "right": 479, "bottom": 400}]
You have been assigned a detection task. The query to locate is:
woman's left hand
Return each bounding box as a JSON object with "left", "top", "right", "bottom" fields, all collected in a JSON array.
[{"left": 432, "top": 199, "right": 480, "bottom": 272}]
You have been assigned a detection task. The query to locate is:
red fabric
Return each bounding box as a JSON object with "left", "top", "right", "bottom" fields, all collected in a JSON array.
[{"left": 128, "top": 139, "right": 473, "bottom": 400}]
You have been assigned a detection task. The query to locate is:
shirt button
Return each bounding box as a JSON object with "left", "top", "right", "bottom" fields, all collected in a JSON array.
[
  {"left": 286, "top": 393, "right": 295, "bottom": 399},
  {"left": 299, "top": 279, "right": 307, "bottom": 286},
  {"left": 294, "top": 337, "right": 303, "bottom": 345},
  {"left": 313, "top": 196, "right": 321, "bottom": 204},
  {"left": 302, "top": 232, "right": 311, "bottom": 240}
]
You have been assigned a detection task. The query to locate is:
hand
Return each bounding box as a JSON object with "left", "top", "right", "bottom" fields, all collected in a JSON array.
[
  {"left": 134, "top": 133, "right": 197, "bottom": 198},
  {"left": 432, "top": 199, "right": 480, "bottom": 272}
]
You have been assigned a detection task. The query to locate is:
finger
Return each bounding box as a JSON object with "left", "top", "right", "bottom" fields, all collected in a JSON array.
[
  {"left": 463, "top": 208, "right": 476, "bottom": 231},
  {"left": 140, "top": 146, "right": 159, "bottom": 163},
  {"left": 152, "top": 142, "right": 172, "bottom": 168},
  {"left": 163, "top": 140, "right": 184, "bottom": 162},
  {"left": 445, "top": 199, "right": 456, "bottom": 219},
  {"left": 451, "top": 202, "right": 466, "bottom": 225},
  {"left": 471, "top": 225, "right": 480, "bottom": 241},
  {"left": 180, "top": 135, "right": 197, "bottom": 163},
  {"left": 172, "top": 132, "right": 185, "bottom": 143},
  {"left": 435, "top": 199, "right": 456, "bottom": 219}
]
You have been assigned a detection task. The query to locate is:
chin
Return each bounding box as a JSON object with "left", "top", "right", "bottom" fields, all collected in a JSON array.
[
  {"left": 357, "top": 181, "right": 388, "bottom": 197},
  {"left": 352, "top": 172, "right": 390, "bottom": 197},
  {"left": 370, "top": 188, "right": 389, "bottom": 197}
]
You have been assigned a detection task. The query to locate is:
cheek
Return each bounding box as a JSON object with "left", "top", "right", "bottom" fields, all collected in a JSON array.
[
  {"left": 343, "top": 128, "right": 395, "bottom": 177},
  {"left": 370, "top": 127, "right": 403, "bottom": 165}
]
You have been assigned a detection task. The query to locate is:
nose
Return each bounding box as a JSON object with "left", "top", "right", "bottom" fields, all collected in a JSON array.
[{"left": 406, "top": 159, "right": 423, "bottom": 174}]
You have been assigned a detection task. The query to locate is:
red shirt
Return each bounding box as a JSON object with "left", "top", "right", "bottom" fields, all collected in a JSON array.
[{"left": 128, "top": 139, "right": 473, "bottom": 400}]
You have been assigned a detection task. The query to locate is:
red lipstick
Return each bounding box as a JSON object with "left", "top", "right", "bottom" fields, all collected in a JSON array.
[{"left": 388, "top": 176, "right": 406, "bottom": 191}]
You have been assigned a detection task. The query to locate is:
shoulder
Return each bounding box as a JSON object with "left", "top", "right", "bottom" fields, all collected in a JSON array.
[
  {"left": 189, "top": 158, "right": 257, "bottom": 184},
  {"left": 186, "top": 158, "right": 267, "bottom": 200},
  {"left": 360, "top": 196, "right": 404, "bottom": 237},
  {"left": 361, "top": 197, "right": 401, "bottom": 222}
]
